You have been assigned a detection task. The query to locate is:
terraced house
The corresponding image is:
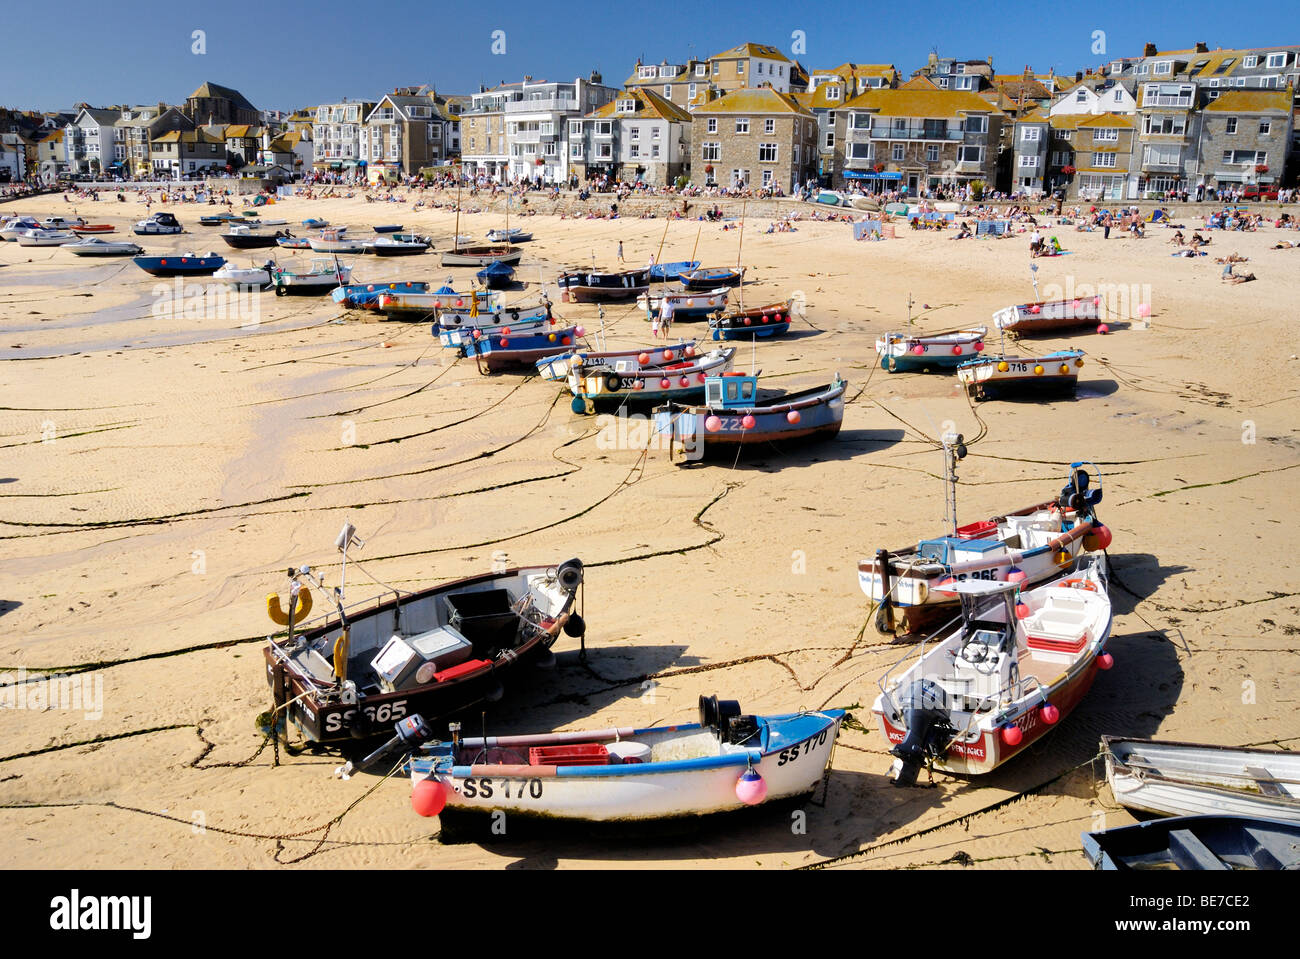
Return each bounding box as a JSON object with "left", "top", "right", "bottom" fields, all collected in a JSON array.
[
  {"left": 805, "top": 64, "right": 900, "bottom": 184},
  {"left": 1197, "top": 89, "right": 1294, "bottom": 194},
  {"left": 461, "top": 83, "right": 523, "bottom": 182},
  {"left": 833, "top": 79, "right": 1001, "bottom": 194},
  {"left": 362, "top": 88, "right": 460, "bottom": 183},
  {"left": 501, "top": 74, "right": 617, "bottom": 183},
  {"left": 1068, "top": 113, "right": 1138, "bottom": 200},
  {"left": 690, "top": 87, "right": 817, "bottom": 190},
  {"left": 571, "top": 88, "right": 692, "bottom": 186},
  {"left": 623, "top": 57, "right": 715, "bottom": 110},
  {"left": 311, "top": 100, "right": 375, "bottom": 175},
  {"left": 149, "top": 128, "right": 225, "bottom": 177},
  {"left": 707, "top": 43, "right": 799, "bottom": 94}
]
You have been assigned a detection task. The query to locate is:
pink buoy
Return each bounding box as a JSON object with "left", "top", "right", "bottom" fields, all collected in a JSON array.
[
  {"left": 660, "top": 378, "right": 671, "bottom": 389},
  {"left": 663, "top": 350, "right": 675, "bottom": 361},
  {"left": 1029, "top": 304, "right": 1041, "bottom": 314},
  {"left": 679, "top": 376, "right": 690, "bottom": 388},
  {"left": 633, "top": 379, "right": 644, "bottom": 390},
  {"left": 684, "top": 346, "right": 695, "bottom": 358},
  {"left": 743, "top": 317, "right": 752, "bottom": 325},
  {"left": 1097, "top": 323, "right": 1109, "bottom": 334},
  {"left": 575, "top": 326, "right": 585, "bottom": 337},
  {"left": 1040, "top": 703, "right": 1060, "bottom": 725},
  {"left": 411, "top": 778, "right": 447, "bottom": 817},
  {"left": 638, "top": 352, "right": 650, "bottom": 365},
  {"left": 1097, "top": 652, "right": 1114, "bottom": 670},
  {"left": 1000, "top": 725, "right": 1023, "bottom": 747},
  {"left": 697, "top": 373, "right": 707, "bottom": 383},
  {"left": 705, "top": 415, "right": 722, "bottom": 432},
  {"left": 735, "top": 768, "right": 767, "bottom": 806},
  {"left": 911, "top": 345, "right": 925, "bottom": 355},
  {"left": 1136, "top": 303, "right": 1150, "bottom": 318},
  {"left": 741, "top": 414, "right": 756, "bottom": 430},
  {"left": 1015, "top": 602, "right": 1030, "bottom": 620},
  {"left": 786, "top": 410, "right": 801, "bottom": 425},
  {"left": 1006, "top": 567, "right": 1027, "bottom": 585}
]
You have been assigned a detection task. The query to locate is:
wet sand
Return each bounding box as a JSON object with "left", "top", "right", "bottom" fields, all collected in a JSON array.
[{"left": 1, "top": 190, "right": 1297, "bottom": 869}]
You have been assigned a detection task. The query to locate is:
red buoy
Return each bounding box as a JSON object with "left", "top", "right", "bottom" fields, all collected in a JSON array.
[
  {"left": 1000, "top": 725, "right": 1023, "bottom": 746},
  {"left": 411, "top": 778, "right": 447, "bottom": 817},
  {"left": 1040, "top": 703, "right": 1060, "bottom": 724}
]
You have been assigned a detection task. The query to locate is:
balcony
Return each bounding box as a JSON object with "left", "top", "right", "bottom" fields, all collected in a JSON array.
[
  {"left": 505, "top": 97, "right": 578, "bottom": 114},
  {"left": 1141, "top": 96, "right": 1192, "bottom": 109},
  {"left": 869, "top": 126, "right": 965, "bottom": 141}
]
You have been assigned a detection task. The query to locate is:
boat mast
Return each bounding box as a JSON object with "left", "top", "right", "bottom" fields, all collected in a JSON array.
[
  {"left": 736, "top": 200, "right": 746, "bottom": 311},
  {"left": 454, "top": 161, "right": 462, "bottom": 251},
  {"left": 940, "top": 431, "right": 968, "bottom": 536}
]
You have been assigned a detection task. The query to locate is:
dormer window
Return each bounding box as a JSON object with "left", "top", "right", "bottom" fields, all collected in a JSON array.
[
  {"left": 827, "top": 86, "right": 840, "bottom": 100},
  {"left": 1267, "top": 52, "right": 1287, "bottom": 69},
  {"left": 1243, "top": 56, "right": 1258, "bottom": 68},
  {"left": 1154, "top": 61, "right": 1172, "bottom": 74},
  {"left": 618, "top": 99, "right": 637, "bottom": 113}
]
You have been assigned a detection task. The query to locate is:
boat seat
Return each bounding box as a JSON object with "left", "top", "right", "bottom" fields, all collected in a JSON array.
[{"left": 293, "top": 648, "right": 337, "bottom": 683}]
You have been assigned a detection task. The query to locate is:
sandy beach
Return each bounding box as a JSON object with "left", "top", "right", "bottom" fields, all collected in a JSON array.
[{"left": 1, "top": 188, "right": 1297, "bottom": 870}]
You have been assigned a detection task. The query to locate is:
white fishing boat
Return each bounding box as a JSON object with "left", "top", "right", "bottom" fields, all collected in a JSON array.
[
  {"left": 636, "top": 286, "right": 730, "bottom": 319},
  {"left": 309, "top": 229, "right": 366, "bottom": 254},
  {"left": 16, "top": 228, "right": 77, "bottom": 247},
  {"left": 956, "top": 350, "right": 1086, "bottom": 400},
  {"left": 212, "top": 263, "right": 273, "bottom": 287},
  {"left": 393, "top": 695, "right": 843, "bottom": 832},
  {"left": 39, "top": 216, "right": 85, "bottom": 230},
  {"left": 1104, "top": 737, "right": 1300, "bottom": 823},
  {"left": 0, "top": 216, "right": 40, "bottom": 240},
  {"left": 133, "top": 212, "right": 183, "bottom": 235},
  {"left": 434, "top": 301, "right": 552, "bottom": 342},
  {"left": 272, "top": 258, "right": 352, "bottom": 295},
  {"left": 486, "top": 227, "right": 532, "bottom": 243},
  {"left": 63, "top": 237, "right": 144, "bottom": 257},
  {"left": 876, "top": 327, "right": 987, "bottom": 373},
  {"left": 874, "top": 552, "right": 1113, "bottom": 785}
]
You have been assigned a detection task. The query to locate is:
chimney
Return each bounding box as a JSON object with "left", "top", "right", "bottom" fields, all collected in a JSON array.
[
  {"left": 1143, "top": 42, "right": 1158, "bottom": 58},
  {"left": 1075, "top": 71, "right": 1083, "bottom": 82},
  {"left": 1195, "top": 41, "right": 1209, "bottom": 53}
]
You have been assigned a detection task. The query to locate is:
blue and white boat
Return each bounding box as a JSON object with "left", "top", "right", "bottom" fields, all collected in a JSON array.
[
  {"left": 568, "top": 347, "right": 736, "bottom": 414},
  {"left": 405, "top": 696, "right": 844, "bottom": 827},
  {"left": 470, "top": 325, "right": 582, "bottom": 372},
  {"left": 647, "top": 260, "right": 700, "bottom": 281},
  {"left": 1083, "top": 815, "right": 1300, "bottom": 870},
  {"left": 536, "top": 342, "right": 697, "bottom": 385},
  {"left": 302, "top": 217, "right": 330, "bottom": 229},
  {"left": 332, "top": 280, "right": 430, "bottom": 310},
  {"left": 876, "top": 327, "right": 987, "bottom": 373},
  {"left": 708, "top": 301, "right": 793, "bottom": 340},
  {"left": 680, "top": 265, "right": 744, "bottom": 290},
  {"left": 132, "top": 251, "right": 226, "bottom": 276},
  {"left": 486, "top": 227, "right": 532, "bottom": 243},
  {"left": 636, "top": 286, "right": 729, "bottom": 320},
  {"left": 476, "top": 259, "right": 516, "bottom": 289}
]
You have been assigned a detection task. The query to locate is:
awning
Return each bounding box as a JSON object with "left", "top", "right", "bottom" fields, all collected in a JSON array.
[
  {"left": 844, "top": 170, "right": 902, "bottom": 180},
  {"left": 341, "top": 160, "right": 357, "bottom": 168},
  {"left": 1213, "top": 172, "right": 1246, "bottom": 182}
]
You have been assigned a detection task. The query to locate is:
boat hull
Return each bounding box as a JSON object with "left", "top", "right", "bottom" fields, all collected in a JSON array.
[
  {"left": 958, "top": 353, "right": 1084, "bottom": 400},
  {"left": 995, "top": 299, "right": 1102, "bottom": 334},
  {"left": 472, "top": 327, "right": 581, "bottom": 371},
  {"left": 441, "top": 246, "right": 522, "bottom": 267},
  {"left": 709, "top": 302, "right": 792, "bottom": 340},
  {"left": 655, "top": 379, "right": 846, "bottom": 455},
  {"left": 133, "top": 254, "right": 225, "bottom": 276},
  {"left": 876, "top": 328, "right": 988, "bottom": 373}
]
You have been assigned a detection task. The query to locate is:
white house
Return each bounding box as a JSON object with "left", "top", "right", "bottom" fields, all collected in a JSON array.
[
  {"left": 1050, "top": 82, "right": 1137, "bottom": 116},
  {"left": 64, "top": 107, "right": 121, "bottom": 175}
]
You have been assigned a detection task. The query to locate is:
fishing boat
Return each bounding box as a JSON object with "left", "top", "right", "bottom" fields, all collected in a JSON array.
[
  {"left": 679, "top": 266, "right": 744, "bottom": 290},
  {"left": 568, "top": 347, "right": 737, "bottom": 414},
  {"left": 469, "top": 325, "right": 583, "bottom": 372},
  {"left": 198, "top": 212, "right": 242, "bottom": 226},
  {"left": 16, "top": 228, "right": 77, "bottom": 246},
  {"left": 272, "top": 258, "right": 352, "bottom": 295},
  {"left": 220, "top": 224, "right": 281, "bottom": 249},
  {"left": 957, "top": 350, "right": 1086, "bottom": 400},
  {"left": 438, "top": 312, "right": 555, "bottom": 349},
  {"left": 70, "top": 223, "right": 115, "bottom": 234},
  {"left": 441, "top": 244, "right": 523, "bottom": 267},
  {"left": 132, "top": 251, "right": 226, "bottom": 276},
  {"left": 373, "top": 224, "right": 403, "bottom": 233},
  {"left": 1103, "top": 737, "right": 1300, "bottom": 823},
  {"left": 0, "top": 216, "right": 40, "bottom": 240},
  {"left": 276, "top": 235, "right": 312, "bottom": 249},
  {"left": 63, "top": 237, "right": 143, "bottom": 257},
  {"left": 850, "top": 196, "right": 881, "bottom": 212},
  {"left": 859, "top": 459, "right": 1109, "bottom": 638},
  {"left": 309, "top": 229, "right": 366, "bottom": 254},
  {"left": 262, "top": 523, "right": 586, "bottom": 746},
  {"left": 653, "top": 372, "right": 846, "bottom": 458},
  {"left": 486, "top": 227, "right": 532, "bottom": 243},
  {"left": 556, "top": 267, "right": 650, "bottom": 303},
  {"left": 873, "top": 552, "right": 1113, "bottom": 785},
  {"left": 637, "top": 287, "right": 729, "bottom": 320},
  {"left": 536, "top": 342, "right": 697, "bottom": 385},
  {"left": 1082, "top": 815, "right": 1300, "bottom": 871},
  {"left": 212, "top": 262, "right": 274, "bottom": 287},
  {"left": 377, "top": 287, "right": 501, "bottom": 322},
  {"left": 648, "top": 260, "right": 700, "bottom": 281},
  {"left": 994, "top": 296, "right": 1103, "bottom": 334},
  {"left": 395, "top": 695, "right": 844, "bottom": 834},
  {"left": 708, "top": 301, "right": 793, "bottom": 340},
  {"left": 133, "top": 212, "right": 183, "bottom": 235},
  {"left": 876, "top": 327, "right": 987, "bottom": 373},
  {"left": 476, "top": 259, "right": 516, "bottom": 289},
  {"left": 331, "top": 280, "right": 431, "bottom": 310},
  {"left": 302, "top": 217, "right": 329, "bottom": 229},
  {"left": 371, "top": 235, "right": 430, "bottom": 257}
]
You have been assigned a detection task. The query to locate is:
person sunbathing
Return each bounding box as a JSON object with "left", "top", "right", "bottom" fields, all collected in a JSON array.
[{"left": 1169, "top": 231, "right": 1185, "bottom": 246}]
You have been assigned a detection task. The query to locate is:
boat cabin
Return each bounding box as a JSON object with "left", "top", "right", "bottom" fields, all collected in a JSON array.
[{"left": 704, "top": 373, "right": 756, "bottom": 408}]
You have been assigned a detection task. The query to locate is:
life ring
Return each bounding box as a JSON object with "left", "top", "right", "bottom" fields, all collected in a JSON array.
[
  {"left": 605, "top": 373, "right": 621, "bottom": 392},
  {"left": 267, "top": 587, "right": 313, "bottom": 625},
  {"left": 1060, "top": 578, "right": 1098, "bottom": 592}
]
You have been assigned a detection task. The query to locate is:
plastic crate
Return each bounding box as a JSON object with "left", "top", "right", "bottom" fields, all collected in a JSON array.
[
  {"left": 431, "top": 659, "right": 491, "bottom": 683},
  {"left": 956, "top": 520, "right": 998, "bottom": 540},
  {"left": 528, "top": 743, "right": 610, "bottom": 767}
]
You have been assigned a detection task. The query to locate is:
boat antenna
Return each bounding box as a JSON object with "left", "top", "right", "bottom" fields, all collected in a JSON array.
[
  {"left": 940, "top": 431, "right": 968, "bottom": 536},
  {"left": 907, "top": 292, "right": 914, "bottom": 328}
]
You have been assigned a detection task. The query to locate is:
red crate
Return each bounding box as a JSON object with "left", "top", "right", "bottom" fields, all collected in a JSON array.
[
  {"left": 529, "top": 743, "right": 610, "bottom": 767},
  {"left": 432, "top": 659, "right": 491, "bottom": 682},
  {"left": 956, "top": 520, "right": 998, "bottom": 540}
]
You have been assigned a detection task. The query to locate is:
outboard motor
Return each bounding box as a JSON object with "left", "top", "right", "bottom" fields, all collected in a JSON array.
[
  {"left": 890, "top": 679, "right": 952, "bottom": 787},
  {"left": 336, "top": 713, "right": 434, "bottom": 778},
  {"left": 556, "top": 558, "right": 584, "bottom": 592},
  {"left": 1059, "top": 465, "right": 1102, "bottom": 513},
  {"left": 699, "top": 694, "right": 743, "bottom": 740}
]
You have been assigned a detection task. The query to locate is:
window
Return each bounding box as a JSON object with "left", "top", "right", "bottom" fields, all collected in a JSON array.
[
  {"left": 737, "top": 62, "right": 745, "bottom": 75},
  {"left": 651, "top": 145, "right": 659, "bottom": 158},
  {"left": 696, "top": 64, "right": 707, "bottom": 76},
  {"left": 757, "top": 62, "right": 764, "bottom": 75},
  {"left": 1233, "top": 77, "right": 1246, "bottom": 87},
  {"left": 758, "top": 142, "right": 777, "bottom": 162},
  {"left": 596, "top": 143, "right": 612, "bottom": 159},
  {"left": 1260, "top": 119, "right": 1272, "bottom": 135},
  {"left": 569, "top": 121, "right": 582, "bottom": 136},
  {"left": 1022, "top": 127, "right": 1040, "bottom": 141},
  {"left": 847, "top": 142, "right": 872, "bottom": 159},
  {"left": 1019, "top": 155, "right": 1039, "bottom": 167},
  {"left": 689, "top": 83, "right": 696, "bottom": 99},
  {"left": 409, "top": 106, "right": 430, "bottom": 118},
  {"left": 762, "top": 169, "right": 772, "bottom": 187},
  {"left": 1243, "top": 56, "right": 1259, "bottom": 68},
  {"left": 389, "top": 140, "right": 399, "bottom": 158},
  {"left": 1093, "top": 152, "right": 1116, "bottom": 167},
  {"left": 701, "top": 142, "right": 720, "bottom": 161},
  {"left": 652, "top": 127, "right": 660, "bottom": 139},
  {"left": 827, "top": 86, "right": 840, "bottom": 100},
  {"left": 959, "top": 145, "right": 982, "bottom": 163},
  {"left": 664, "top": 85, "right": 672, "bottom": 97},
  {"left": 595, "top": 121, "right": 612, "bottom": 136},
  {"left": 1113, "top": 89, "right": 1124, "bottom": 102},
  {"left": 925, "top": 144, "right": 939, "bottom": 162},
  {"left": 429, "top": 123, "right": 440, "bottom": 140},
  {"left": 764, "top": 118, "right": 775, "bottom": 133},
  {"left": 1266, "top": 53, "right": 1287, "bottom": 69},
  {"left": 629, "top": 127, "right": 639, "bottom": 140},
  {"left": 892, "top": 143, "right": 904, "bottom": 161},
  {"left": 1226, "top": 117, "right": 1237, "bottom": 135},
  {"left": 639, "top": 66, "right": 656, "bottom": 79},
  {"left": 1076, "top": 90, "right": 1088, "bottom": 102},
  {"left": 1093, "top": 128, "right": 1119, "bottom": 142},
  {"left": 735, "top": 119, "right": 749, "bottom": 134},
  {"left": 964, "top": 115, "right": 987, "bottom": 133},
  {"left": 630, "top": 144, "right": 639, "bottom": 158},
  {"left": 954, "top": 76, "right": 974, "bottom": 90},
  {"left": 1143, "top": 115, "right": 1186, "bottom": 136},
  {"left": 707, "top": 118, "right": 717, "bottom": 133},
  {"left": 1154, "top": 61, "right": 1172, "bottom": 75}
]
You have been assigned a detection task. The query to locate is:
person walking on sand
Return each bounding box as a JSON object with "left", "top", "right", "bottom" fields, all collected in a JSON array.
[
  {"left": 660, "top": 295, "right": 675, "bottom": 338},
  {"left": 617, "top": 240, "right": 624, "bottom": 263}
]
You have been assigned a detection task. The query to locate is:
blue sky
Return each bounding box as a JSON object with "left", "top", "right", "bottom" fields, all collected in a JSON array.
[{"left": 4, "top": 0, "right": 1299, "bottom": 112}]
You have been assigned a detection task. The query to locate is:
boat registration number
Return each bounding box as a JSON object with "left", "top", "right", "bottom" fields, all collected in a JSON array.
[
  {"left": 460, "top": 777, "right": 544, "bottom": 799},
  {"left": 776, "top": 728, "right": 829, "bottom": 766},
  {"left": 323, "top": 700, "right": 408, "bottom": 732},
  {"left": 1000, "top": 362, "right": 1030, "bottom": 373}
]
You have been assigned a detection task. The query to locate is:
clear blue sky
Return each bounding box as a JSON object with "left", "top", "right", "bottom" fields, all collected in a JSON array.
[{"left": 5, "top": 0, "right": 1299, "bottom": 112}]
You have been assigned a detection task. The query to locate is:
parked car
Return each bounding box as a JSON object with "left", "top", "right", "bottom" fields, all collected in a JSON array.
[{"left": 1242, "top": 185, "right": 1279, "bottom": 201}]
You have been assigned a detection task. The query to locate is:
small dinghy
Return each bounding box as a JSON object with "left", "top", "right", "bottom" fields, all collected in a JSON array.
[
  {"left": 536, "top": 342, "right": 697, "bottom": 385},
  {"left": 133, "top": 212, "right": 182, "bottom": 235},
  {"left": 680, "top": 266, "right": 744, "bottom": 289},
  {"left": 475, "top": 259, "right": 515, "bottom": 288},
  {"left": 435, "top": 299, "right": 553, "bottom": 345},
  {"left": 875, "top": 327, "right": 987, "bottom": 373},
  {"left": 873, "top": 553, "right": 1112, "bottom": 785},
  {"left": 648, "top": 260, "right": 700, "bottom": 281},
  {"left": 441, "top": 244, "right": 523, "bottom": 267},
  {"left": 372, "top": 224, "right": 403, "bottom": 233},
  {"left": 276, "top": 235, "right": 312, "bottom": 249},
  {"left": 198, "top": 212, "right": 242, "bottom": 226},
  {"left": 860, "top": 460, "right": 1109, "bottom": 638},
  {"left": 637, "top": 287, "right": 729, "bottom": 320},
  {"left": 263, "top": 524, "right": 585, "bottom": 745},
  {"left": 302, "top": 217, "right": 329, "bottom": 229},
  {"left": 556, "top": 267, "right": 650, "bottom": 303},
  {"left": 133, "top": 251, "right": 226, "bottom": 276},
  {"left": 377, "top": 287, "right": 500, "bottom": 322},
  {"left": 957, "top": 350, "right": 1086, "bottom": 400},
  {"left": 332, "top": 280, "right": 430, "bottom": 310},
  {"left": 815, "top": 190, "right": 846, "bottom": 206},
  {"left": 469, "top": 325, "right": 583, "bottom": 371},
  {"left": 654, "top": 371, "right": 846, "bottom": 458},
  {"left": 1082, "top": 815, "right": 1300, "bottom": 871},
  {"left": 272, "top": 258, "right": 352, "bottom": 295},
  {"left": 16, "top": 228, "right": 77, "bottom": 247},
  {"left": 64, "top": 237, "right": 143, "bottom": 257},
  {"left": 1103, "top": 737, "right": 1300, "bottom": 823},
  {"left": 388, "top": 694, "right": 843, "bottom": 837},
  {"left": 708, "top": 300, "right": 793, "bottom": 340},
  {"left": 568, "top": 347, "right": 736, "bottom": 414},
  {"left": 486, "top": 227, "right": 532, "bottom": 243},
  {"left": 71, "top": 223, "right": 115, "bottom": 234},
  {"left": 371, "top": 235, "right": 430, "bottom": 257},
  {"left": 994, "top": 297, "right": 1103, "bottom": 334}
]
